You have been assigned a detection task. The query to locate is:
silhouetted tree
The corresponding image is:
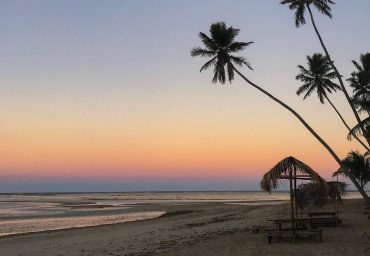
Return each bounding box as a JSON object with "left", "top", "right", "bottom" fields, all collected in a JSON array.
[
  {"left": 333, "top": 151, "right": 370, "bottom": 189},
  {"left": 281, "top": 0, "right": 370, "bottom": 145},
  {"left": 191, "top": 22, "right": 369, "bottom": 201},
  {"left": 296, "top": 53, "right": 369, "bottom": 150}
]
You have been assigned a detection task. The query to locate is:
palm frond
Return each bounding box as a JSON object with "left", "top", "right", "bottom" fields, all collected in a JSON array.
[
  {"left": 198, "top": 32, "right": 217, "bottom": 51},
  {"left": 347, "top": 117, "right": 370, "bottom": 140},
  {"left": 228, "top": 41, "right": 254, "bottom": 53},
  {"left": 200, "top": 57, "right": 217, "bottom": 72},
  {"left": 191, "top": 47, "right": 215, "bottom": 57},
  {"left": 281, "top": 0, "right": 335, "bottom": 27},
  {"left": 230, "top": 56, "right": 253, "bottom": 70}
]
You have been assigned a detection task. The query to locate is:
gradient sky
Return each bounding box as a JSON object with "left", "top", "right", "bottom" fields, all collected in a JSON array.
[{"left": 1, "top": 0, "right": 370, "bottom": 192}]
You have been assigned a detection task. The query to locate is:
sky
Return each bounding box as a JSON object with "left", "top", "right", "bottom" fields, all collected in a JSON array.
[{"left": 1, "top": 0, "right": 370, "bottom": 192}]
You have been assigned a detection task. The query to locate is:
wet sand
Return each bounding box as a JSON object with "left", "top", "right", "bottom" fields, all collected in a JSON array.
[{"left": 0, "top": 199, "right": 369, "bottom": 256}]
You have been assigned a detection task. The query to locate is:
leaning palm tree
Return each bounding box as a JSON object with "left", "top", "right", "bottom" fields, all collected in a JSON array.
[
  {"left": 333, "top": 151, "right": 370, "bottom": 189},
  {"left": 191, "top": 22, "right": 369, "bottom": 201},
  {"left": 281, "top": 0, "right": 370, "bottom": 145},
  {"left": 296, "top": 53, "right": 369, "bottom": 151}
]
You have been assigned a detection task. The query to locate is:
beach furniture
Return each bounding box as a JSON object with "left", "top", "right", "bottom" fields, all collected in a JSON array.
[
  {"left": 261, "top": 157, "right": 327, "bottom": 243},
  {"left": 265, "top": 218, "right": 323, "bottom": 243},
  {"left": 308, "top": 211, "right": 336, "bottom": 218},
  {"left": 308, "top": 212, "right": 342, "bottom": 227},
  {"left": 265, "top": 229, "right": 322, "bottom": 244}
]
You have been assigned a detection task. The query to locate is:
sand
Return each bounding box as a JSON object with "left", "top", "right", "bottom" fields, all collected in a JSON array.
[{"left": 0, "top": 199, "right": 369, "bottom": 256}]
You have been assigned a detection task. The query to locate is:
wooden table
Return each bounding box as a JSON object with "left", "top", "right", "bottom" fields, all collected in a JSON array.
[
  {"left": 266, "top": 218, "right": 323, "bottom": 243},
  {"left": 308, "top": 211, "right": 336, "bottom": 218},
  {"left": 268, "top": 218, "right": 316, "bottom": 231}
]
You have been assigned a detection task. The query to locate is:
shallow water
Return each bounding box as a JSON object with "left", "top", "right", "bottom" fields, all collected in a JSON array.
[
  {"left": 0, "top": 211, "right": 165, "bottom": 236},
  {"left": 0, "top": 191, "right": 363, "bottom": 236}
]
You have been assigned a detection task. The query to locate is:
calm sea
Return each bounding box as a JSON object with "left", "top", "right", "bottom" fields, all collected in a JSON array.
[{"left": 0, "top": 191, "right": 362, "bottom": 236}]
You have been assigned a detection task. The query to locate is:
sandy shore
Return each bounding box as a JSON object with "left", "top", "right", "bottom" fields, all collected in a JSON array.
[{"left": 0, "top": 199, "right": 369, "bottom": 256}]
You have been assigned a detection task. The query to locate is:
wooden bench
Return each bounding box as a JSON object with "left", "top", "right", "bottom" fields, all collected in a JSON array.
[
  {"left": 308, "top": 211, "right": 336, "bottom": 218},
  {"left": 265, "top": 229, "right": 322, "bottom": 244},
  {"left": 311, "top": 217, "right": 340, "bottom": 227}
]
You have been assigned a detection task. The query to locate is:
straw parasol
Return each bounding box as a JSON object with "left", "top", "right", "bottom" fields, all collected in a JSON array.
[{"left": 260, "top": 156, "right": 327, "bottom": 234}]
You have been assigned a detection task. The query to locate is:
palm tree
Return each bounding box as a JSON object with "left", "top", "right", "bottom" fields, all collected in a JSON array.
[
  {"left": 280, "top": 0, "right": 370, "bottom": 146},
  {"left": 347, "top": 116, "right": 370, "bottom": 144},
  {"left": 296, "top": 53, "right": 369, "bottom": 151},
  {"left": 348, "top": 53, "right": 370, "bottom": 103},
  {"left": 191, "top": 22, "right": 369, "bottom": 201},
  {"left": 333, "top": 151, "right": 370, "bottom": 189},
  {"left": 347, "top": 54, "right": 370, "bottom": 142}
]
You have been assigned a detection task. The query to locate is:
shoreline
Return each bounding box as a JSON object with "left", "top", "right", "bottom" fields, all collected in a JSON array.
[{"left": 0, "top": 199, "right": 369, "bottom": 256}]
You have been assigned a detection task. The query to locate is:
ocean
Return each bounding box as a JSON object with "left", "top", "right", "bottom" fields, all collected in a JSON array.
[{"left": 0, "top": 191, "right": 362, "bottom": 236}]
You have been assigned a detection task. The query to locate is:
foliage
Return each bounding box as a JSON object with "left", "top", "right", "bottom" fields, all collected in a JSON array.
[
  {"left": 348, "top": 53, "right": 370, "bottom": 102},
  {"left": 333, "top": 151, "right": 370, "bottom": 189},
  {"left": 296, "top": 53, "right": 340, "bottom": 103},
  {"left": 191, "top": 22, "right": 253, "bottom": 84},
  {"left": 280, "top": 0, "right": 335, "bottom": 27}
]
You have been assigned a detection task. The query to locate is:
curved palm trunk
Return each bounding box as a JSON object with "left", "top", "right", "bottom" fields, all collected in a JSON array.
[
  {"left": 324, "top": 95, "right": 370, "bottom": 151},
  {"left": 232, "top": 66, "right": 370, "bottom": 201},
  {"left": 306, "top": 4, "right": 370, "bottom": 146}
]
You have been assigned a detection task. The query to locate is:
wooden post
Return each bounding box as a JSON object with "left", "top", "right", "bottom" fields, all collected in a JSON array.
[
  {"left": 290, "top": 166, "right": 295, "bottom": 235},
  {"left": 336, "top": 174, "right": 339, "bottom": 225},
  {"left": 293, "top": 164, "right": 298, "bottom": 219}
]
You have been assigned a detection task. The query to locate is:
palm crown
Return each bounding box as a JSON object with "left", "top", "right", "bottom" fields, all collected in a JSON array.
[
  {"left": 280, "top": 0, "right": 335, "bottom": 27},
  {"left": 348, "top": 53, "right": 370, "bottom": 101},
  {"left": 191, "top": 22, "right": 253, "bottom": 84},
  {"left": 333, "top": 151, "right": 370, "bottom": 189},
  {"left": 296, "top": 53, "right": 340, "bottom": 103}
]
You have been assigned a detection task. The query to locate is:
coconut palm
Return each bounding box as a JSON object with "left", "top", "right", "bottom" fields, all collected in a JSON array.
[
  {"left": 348, "top": 53, "right": 370, "bottom": 102},
  {"left": 191, "top": 22, "right": 253, "bottom": 84},
  {"left": 296, "top": 53, "right": 369, "bottom": 151},
  {"left": 347, "top": 54, "right": 370, "bottom": 142},
  {"left": 191, "top": 22, "right": 369, "bottom": 201},
  {"left": 281, "top": 0, "right": 370, "bottom": 145},
  {"left": 333, "top": 151, "right": 370, "bottom": 189}
]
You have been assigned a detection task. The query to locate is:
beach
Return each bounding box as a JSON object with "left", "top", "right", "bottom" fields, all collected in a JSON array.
[{"left": 0, "top": 193, "right": 369, "bottom": 256}]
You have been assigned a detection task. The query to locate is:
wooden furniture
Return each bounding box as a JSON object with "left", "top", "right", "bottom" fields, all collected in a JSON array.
[
  {"left": 265, "top": 217, "right": 325, "bottom": 243},
  {"left": 308, "top": 211, "right": 336, "bottom": 218},
  {"left": 265, "top": 229, "right": 322, "bottom": 244},
  {"left": 268, "top": 218, "right": 316, "bottom": 231}
]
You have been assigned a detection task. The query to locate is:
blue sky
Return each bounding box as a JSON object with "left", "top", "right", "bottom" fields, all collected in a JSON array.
[{"left": 1, "top": 1, "right": 370, "bottom": 192}]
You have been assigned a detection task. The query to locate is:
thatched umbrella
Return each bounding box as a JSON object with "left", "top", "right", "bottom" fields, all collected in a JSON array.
[{"left": 260, "top": 156, "right": 326, "bottom": 234}]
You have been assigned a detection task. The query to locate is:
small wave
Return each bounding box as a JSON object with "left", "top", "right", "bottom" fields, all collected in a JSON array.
[{"left": 0, "top": 211, "right": 165, "bottom": 237}]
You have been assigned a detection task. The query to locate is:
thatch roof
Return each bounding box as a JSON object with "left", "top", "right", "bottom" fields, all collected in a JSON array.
[
  {"left": 260, "top": 156, "right": 326, "bottom": 192},
  {"left": 296, "top": 181, "right": 348, "bottom": 209}
]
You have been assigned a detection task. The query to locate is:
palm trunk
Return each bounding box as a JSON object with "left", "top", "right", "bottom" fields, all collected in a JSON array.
[
  {"left": 306, "top": 4, "right": 370, "bottom": 146},
  {"left": 324, "top": 94, "right": 370, "bottom": 151},
  {"left": 232, "top": 66, "right": 370, "bottom": 201}
]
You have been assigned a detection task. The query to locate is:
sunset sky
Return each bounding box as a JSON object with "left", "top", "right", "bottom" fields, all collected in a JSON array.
[{"left": 1, "top": 0, "right": 370, "bottom": 192}]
